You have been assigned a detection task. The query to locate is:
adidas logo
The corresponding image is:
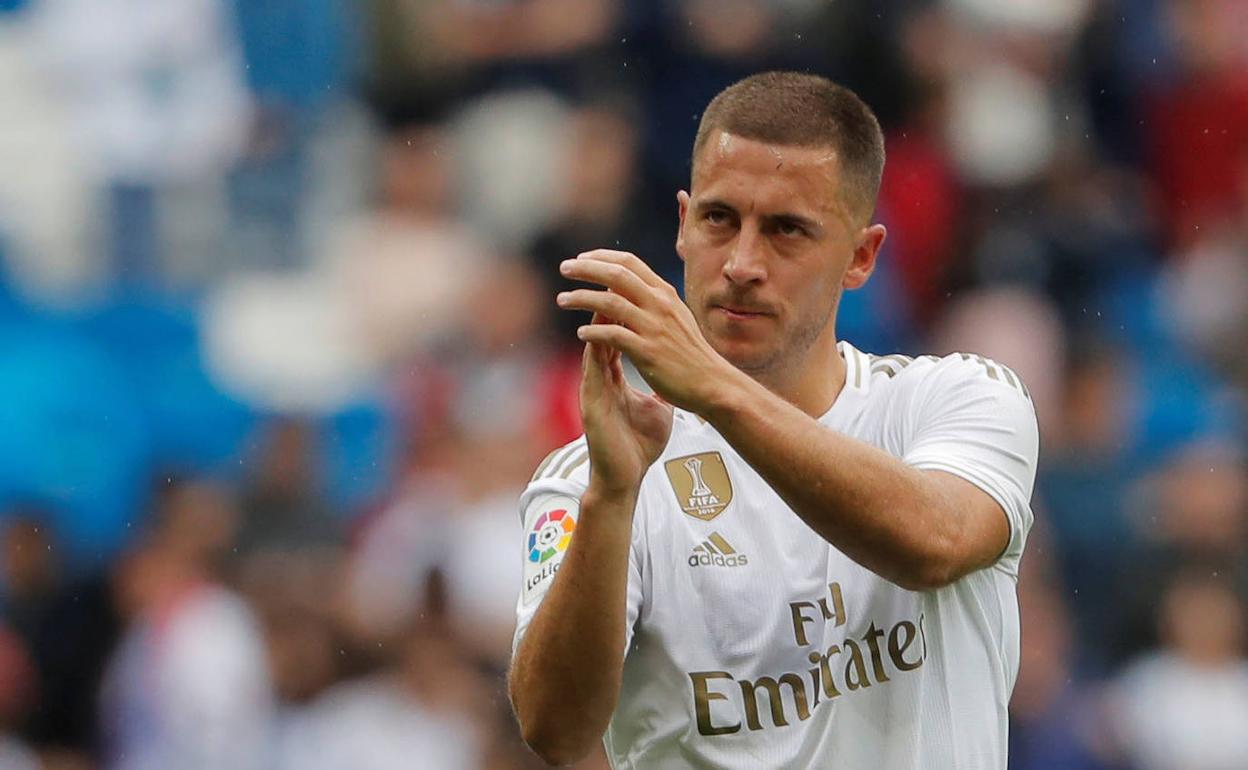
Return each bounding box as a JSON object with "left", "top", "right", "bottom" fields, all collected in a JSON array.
[{"left": 688, "top": 532, "right": 749, "bottom": 568}]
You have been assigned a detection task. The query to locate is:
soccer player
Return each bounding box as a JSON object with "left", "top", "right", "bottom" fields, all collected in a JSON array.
[{"left": 510, "top": 72, "right": 1038, "bottom": 769}]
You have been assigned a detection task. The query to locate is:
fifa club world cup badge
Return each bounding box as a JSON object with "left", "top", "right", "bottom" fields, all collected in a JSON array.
[{"left": 664, "top": 452, "right": 734, "bottom": 521}]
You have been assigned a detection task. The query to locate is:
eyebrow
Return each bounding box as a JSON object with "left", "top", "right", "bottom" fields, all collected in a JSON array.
[
  {"left": 695, "top": 199, "right": 824, "bottom": 235},
  {"left": 767, "top": 212, "right": 823, "bottom": 234}
]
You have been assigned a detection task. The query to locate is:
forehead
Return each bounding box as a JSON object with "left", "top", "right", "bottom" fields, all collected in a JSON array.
[{"left": 691, "top": 131, "right": 845, "bottom": 215}]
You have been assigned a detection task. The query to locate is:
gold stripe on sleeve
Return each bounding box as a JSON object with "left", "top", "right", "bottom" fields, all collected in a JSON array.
[
  {"left": 530, "top": 446, "right": 564, "bottom": 482},
  {"left": 533, "top": 441, "right": 583, "bottom": 482},
  {"left": 558, "top": 450, "right": 590, "bottom": 480}
]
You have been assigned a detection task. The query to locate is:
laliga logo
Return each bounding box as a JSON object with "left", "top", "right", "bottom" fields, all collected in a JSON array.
[{"left": 528, "top": 508, "right": 575, "bottom": 564}]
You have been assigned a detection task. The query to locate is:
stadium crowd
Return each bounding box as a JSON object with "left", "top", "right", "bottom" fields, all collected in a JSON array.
[{"left": 0, "top": 0, "right": 1246, "bottom": 768}]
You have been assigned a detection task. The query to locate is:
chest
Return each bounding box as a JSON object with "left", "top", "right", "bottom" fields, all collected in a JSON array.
[{"left": 635, "top": 452, "right": 921, "bottom": 674}]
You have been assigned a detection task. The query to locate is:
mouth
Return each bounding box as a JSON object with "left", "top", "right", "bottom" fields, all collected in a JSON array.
[{"left": 711, "top": 304, "right": 772, "bottom": 321}]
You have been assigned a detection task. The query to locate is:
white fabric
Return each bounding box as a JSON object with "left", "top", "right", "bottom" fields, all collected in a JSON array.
[
  {"left": 0, "top": 736, "right": 40, "bottom": 770},
  {"left": 513, "top": 342, "right": 1038, "bottom": 770},
  {"left": 102, "top": 586, "right": 274, "bottom": 770},
  {"left": 1111, "top": 653, "right": 1248, "bottom": 770},
  {"left": 274, "top": 679, "right": 482, "bottom": 770},
  {"left": 30, "top": 0, "right": 251, "bottom": 182}
]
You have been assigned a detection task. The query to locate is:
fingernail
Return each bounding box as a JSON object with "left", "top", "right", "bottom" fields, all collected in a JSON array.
[
  {"left": 576, "top": 327, "right": 588, "bottom": 340},
  {"left": 556, "top": 292, "right": 568, "bottom": 305},
  {"left": 559, "top": 260, "right": 573, "bottom": 273}
]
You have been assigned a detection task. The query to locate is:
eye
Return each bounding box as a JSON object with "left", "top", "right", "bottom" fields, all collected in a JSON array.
[
  {"left": 775, "top": 219, "right": 807, "bottom": 238},
  {"left": 703, "top": 208, "right": 732, "bottom": 227}
]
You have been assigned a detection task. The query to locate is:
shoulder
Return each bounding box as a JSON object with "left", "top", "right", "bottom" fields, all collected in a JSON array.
[
  {"left": 521, "top": 435, "right": 590, "bottom": 515},
  {"left": 867, "top": 351, "right": 1032, "bottom": 403},
  {"left": 528, "top": 434, "right": 590, "bottom": 486}
]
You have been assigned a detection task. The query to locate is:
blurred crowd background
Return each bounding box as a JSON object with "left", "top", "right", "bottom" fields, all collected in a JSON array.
[{"left": 0, "top": 0, "right": 1246, "bottom": 768}]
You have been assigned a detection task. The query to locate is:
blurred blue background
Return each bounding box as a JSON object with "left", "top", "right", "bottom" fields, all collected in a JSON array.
[{"left": 0, "top": 0, "right": 1246, "bottom": 768}]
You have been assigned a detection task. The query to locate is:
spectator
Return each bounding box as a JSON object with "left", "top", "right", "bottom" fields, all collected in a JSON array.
[
  {"left": 0, "top": 625, "right": 38, "bottom": 770},
  {"left": 319, "top": 121, "right": 492, "bottom": 368},
  {"left": 1109, "top": 570, "right": 1248, "bottom": 770},
  {"left": 1143, "top": 0, "right": 1248, "bottom": 245},
  {"left": 275, "top": 622, "right": 485, "bottom": 770},
  {"left": 1010, "top": 586, "right": 1120, "bottom": 770},
  {"left": 2, "top": 513, "right": 121, "bottom": 758},
  {"left": 235, "top": 417, "right": 339, "bottom": 556},
  {"left": 1114, "top": 441, "right": 1248, "bottom": 663},
  {"left": 100, "top": 478, "right": 273, "bottom": 770}
]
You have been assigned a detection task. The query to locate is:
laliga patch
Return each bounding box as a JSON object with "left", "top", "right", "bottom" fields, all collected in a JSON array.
[{"left": 522, "top": 495, "right": 579, "bottom": 606}]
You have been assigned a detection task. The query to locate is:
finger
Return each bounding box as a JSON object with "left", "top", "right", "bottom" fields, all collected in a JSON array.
[
  {"left": 560, "top": 258, "right": 654, "bottom": 306},
  {"left": 576, "top": 322, "right": 644, "bottom": 357},
  {"left": 557, "top": 289, "right": 645, "bottom": 328},
  {"left": 588, "top": 312, "right": 624, "bottom": 383},
  {"left": 581, "top": 336, "right": 604, "bottom": 389},
  {"left": 575, "top": 249, "right": 669, "bottom": 290}
]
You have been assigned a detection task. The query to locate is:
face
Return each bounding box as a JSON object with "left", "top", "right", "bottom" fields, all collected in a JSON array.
[{"left": 676, "top": 131, "right": 885, "bottom": 375}]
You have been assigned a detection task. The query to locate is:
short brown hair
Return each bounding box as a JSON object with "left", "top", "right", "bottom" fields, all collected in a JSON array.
[{"left": 693, "top": 72, "right": 886, "bottom": 223}]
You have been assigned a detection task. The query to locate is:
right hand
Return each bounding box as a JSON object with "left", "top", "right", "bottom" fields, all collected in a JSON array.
[{"left": 579, "top": 313, "right": 674, "bottom": 499}]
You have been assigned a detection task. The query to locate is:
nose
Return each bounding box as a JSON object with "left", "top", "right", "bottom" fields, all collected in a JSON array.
[{"left": 722, "top": 226, "right": 767, "bottom": 285}]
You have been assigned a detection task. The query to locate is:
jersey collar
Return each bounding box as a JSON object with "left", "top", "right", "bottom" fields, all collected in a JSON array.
[{"left": 818, "top": 340, "right": 870, "bottom": 427}]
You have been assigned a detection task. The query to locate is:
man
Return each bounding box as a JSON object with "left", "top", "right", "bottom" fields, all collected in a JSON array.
[{"left": 510, "top": 71, "right": 1038, "bottom": 769}]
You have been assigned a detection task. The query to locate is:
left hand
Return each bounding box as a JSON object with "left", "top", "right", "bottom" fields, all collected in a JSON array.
[{"left": 557, "top": 250, "right": 731, "bottom": 412}]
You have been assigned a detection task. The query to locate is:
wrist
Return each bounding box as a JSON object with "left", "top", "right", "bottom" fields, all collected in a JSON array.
[
  {"left": 698, "top": 366, "right": 757, "bottom": 427},
  {"left": 583, "top": 476, "right": 642, "bottom": 516}
]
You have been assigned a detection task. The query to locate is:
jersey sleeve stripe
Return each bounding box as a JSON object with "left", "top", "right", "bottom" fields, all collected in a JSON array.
[
  {"left": 869, "top": 354, "right": 915, "bottom": 379},
  {"left": 530, "top": 447, "right": 564, "bottom": 482},
  {"left": 530, "top": 440, "right": 585, "bottom": 482},
  {"left": 536, "top": 440, "right": 588, "bottom": 482},
  {"left": 557, "top": 449, "right": 590, "bottom": 480},
  {"left": 977, "top": 355, "right": 1001, "bottom": 382},
  {"left": 956, "top": 353, "right": 1031, "bottom": 399}
]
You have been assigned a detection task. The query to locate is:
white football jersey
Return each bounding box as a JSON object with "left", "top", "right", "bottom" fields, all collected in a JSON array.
[{"left": 513, "top": 342, "right": 1038, "bottom": 770}]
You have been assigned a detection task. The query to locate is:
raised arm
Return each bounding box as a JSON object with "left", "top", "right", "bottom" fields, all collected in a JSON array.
[
  {"left": 509, "top": 327, "right": 671, "bottom": 765},
  {"left": 559, "top": 250, "right": 1036, "bottom": 591},
  {"left": 698, "top": 368, "right": 1031, "bottom": 589}
]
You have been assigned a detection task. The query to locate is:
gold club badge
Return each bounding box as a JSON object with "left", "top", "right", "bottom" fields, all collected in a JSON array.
[{"left": 665, "top": 451, "right": 733, "bottom": 521}]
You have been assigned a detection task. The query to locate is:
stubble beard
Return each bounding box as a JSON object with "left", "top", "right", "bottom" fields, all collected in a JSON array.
[{"left": 694, "top": 292, "right": 839, "bottom": 382}]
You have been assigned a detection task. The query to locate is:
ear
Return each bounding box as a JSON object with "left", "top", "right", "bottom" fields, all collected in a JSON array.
[
  {"left": 675, "top": 190, "right": 691, "bottom": 262},
  {"left": 843, "top": 223, "right": 886, "bottom": 290}
]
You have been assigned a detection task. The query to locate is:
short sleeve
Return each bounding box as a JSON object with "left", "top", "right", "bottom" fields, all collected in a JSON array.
[
  {"left": 901, "top": 355, "right": 1039, "bottom": 575},
  {"left": 511, "top": 441, "right": 644, "bottom": 657}
]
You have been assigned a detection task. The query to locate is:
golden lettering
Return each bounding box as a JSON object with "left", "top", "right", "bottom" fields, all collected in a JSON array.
[
  {"left": 790, "top": 601, "right": 818, "bottom": 647},
  {"left": 820, "top": 582, "right": 847, "bottom": 626},
  {"left": 687, "top": 614, "right": 931, "bottom": 738},
  {"left": 919, "top": 612, "right": 928, "bottom": 660},
  {"left": 841, "top": 639, "right": 871, "bottom": 691},
  {"left": 690, "top": 671, "right": 741, "bottom": 736},
  {"left": 862, "top": 622, "right": 890, "bottom": 683},
  {"left": 887, "top": 620, "right": 923, "bottom": 671},
  {"left": 739, "top": 674, "right": 811, "bottom": 730},
  {"left": 807, "top": 645, "right": 842, "bottom": 700}
]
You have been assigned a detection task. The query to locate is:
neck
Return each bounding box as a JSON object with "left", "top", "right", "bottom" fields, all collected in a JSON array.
[{"left": 749, "top": 336, "right": 847, "bottom": 418}]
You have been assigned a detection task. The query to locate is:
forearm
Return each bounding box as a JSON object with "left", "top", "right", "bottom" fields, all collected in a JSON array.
[
  {"left": 703, "top": 376, "right": 964, "bottom": 590},
  {"left": 510, "top": 483, "right": 636, "bottom": 765}
]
